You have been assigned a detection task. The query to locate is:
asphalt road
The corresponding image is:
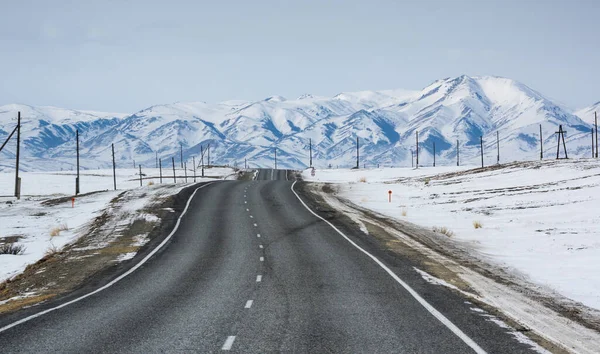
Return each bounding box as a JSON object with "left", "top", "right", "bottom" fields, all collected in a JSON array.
[{"left": 0, "top": 169, "right": 538, "bottom": 353}]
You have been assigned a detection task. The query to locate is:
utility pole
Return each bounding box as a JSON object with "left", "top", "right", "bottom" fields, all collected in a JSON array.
[
  {"left": 245, "top": 158, "right": 247, "bottom": 169},
  {"left": 411, "top": 149, "right": 414, "bottom": 168},
  {"left": 433, "top": 142, "right": 436, "bottom": 167},
  {"left": 139, "top": 165, "right": 142, "bottom": 187},
  {"left": 193, "top": 156, "right": 196, "bottom": 182},
  {"left": 594, "top": 112, "right": 598, "bottom": 158},
  {"left": 180, "top": 143, "right": 183, "bottom": 169},
  {"left": 207, "top": 143, "right": 211, "bottom": 167},
  {"left": 556, "top": 125, "right": 568, "bottom": 159},
  {"left": 274, "top": 147, "right": 277, "bottom": 169},
  {"left": 15, "top": 112, "right": 21, "bottom": 200},
  {"left": 200, "top": 145, "right": 205, "bottom": 177},
  {"left": 133, "top": 159, "right": 135, "bottom": 169},
  {"left": 540, "top": 124, "right": 543, "bottom": 160},
  {"left": 496, "top": 131, "right": 500, "bottom": 164},
  {"left": 76, "top": 129, "right": 80, "bottom": 195},
  {"left": 309, "top": 138, "right": 312, "bottom": 168},
  {"left": 592, "top": 128, "right": 595, "bottom": 158},
  {"left": 184, "top": 162, "right": 188, "bottom": 182},
  {"left": 172, "top": 157, "right": 176, "bottom": 183},
  {"left": 480, "top": 136, "right": 484, "bottom": 168},
  {"left": 456, "top": 140, "right": 459, "bottom": 166},
  {"left": 159, "top": 158, "right": 163, "bottom": 184},
  {"left": 112, "top": 143, "right": 116, "bottom": 190},
  {"left": 415, "top": 131, "right": 419, "bottom": 168},
  {"left": 356, "top": 136, "right": 360, "bottom": 169},
  {"left": 155, "top": 151, "right": 158, "bottom": 168}
]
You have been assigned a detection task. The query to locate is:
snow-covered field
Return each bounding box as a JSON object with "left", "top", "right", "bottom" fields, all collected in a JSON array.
[
  {"left": 0, "top": 167, "right": 236, "bottom": 284},
  {"left": 303, "top": 160, "right": 600, "bottom": 311}
]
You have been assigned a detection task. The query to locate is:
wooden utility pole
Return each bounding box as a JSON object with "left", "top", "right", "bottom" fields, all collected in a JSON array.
[
  {"left": 15, "top": 112, "right": 21, "bottom": 199},
  {"left": 593, "top": 128, "right": 596, "bottom": 158},
  {"left": 112, "top": 143, "right": 116, "bottom": 190},
  {"left": 139, "top": 165, "right": 142, "bottom": 186},
  {"left": 200, "top": 145, "right": 205, "bottom": 177},
  {"left": 159, "top": 158, "right": 163, "bottom": 183},
  {"left": 594, "top": 112, "right": 598, "bottom": 158},
  {"left": 207, "top": 143, "right": 211, "bottom": 167},
  {"left": 433, "top": 142, "right": 436, "bottom": 167},
  {"left": 193, "top": 156, "right": 196, "bottom": 182},
  {"left": 356, "top": 136, "right": 359, "bottom": 169},
  {"left": 76, "top": 130, "right": 80, "bottom": 195},
  {"left": 309, "top": 138, "right": 312, "bottom": 168},
  {"left": 172, "top": 157, "right": 176, "bottom": 183},
  {"left": 480, "top": 136, "right": 484, "bottom": 168},
  {"left": 411, "top": 150, "right": 414, "bottom": 168},
  {"left": 155, "top": 151, "right": 158, "bottom": 168},
  {"left": 415, "top": 131, "right": 419, "bottom": 168},
  {"left": 456, "top": 140, "right": 459, "bottom": 166},
  {"left": 496, "top": 131, "right": 500, "bottom": 164},
  {"left": 180, "top": 143, "right": 183, "bottom": 169},
  {"left": 274, "top": 147, "right": 277, "bottom": 169},
  {"left": 555, "top": 125, "right": 568, "bottom": 159},
  {"left": 184, "top": 162, "right": 188, "bottom": 182},
  {"left": 540, "top": 124, "right": 543, "bottom": 160}
]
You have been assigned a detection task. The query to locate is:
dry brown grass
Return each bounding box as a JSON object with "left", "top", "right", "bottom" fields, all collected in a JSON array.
[
  {"left": 473, "top": 220, "right": 483, "bottom": 229},
  {"left": 44, "top": 244, "right": 60, "bottom": 257},
  {"left": 148, "top": 181, "right": 155, "bottom": 186},
  {"left": 358, "top": 176, "right": 367, "bottom": 183},
  {"left": 432, "top": 226, "right": 455, "bottom": 237},
  {"left": 401, "top": 209, "right": 407, "bottom": 216},
  {"left": 49, "top": 223, "right": 68, "bottom": 237}
]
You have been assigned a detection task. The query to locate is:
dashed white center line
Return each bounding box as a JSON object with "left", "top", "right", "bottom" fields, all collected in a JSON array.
[
  {"left": 246, "top": 208, "right": 249, "bottom": 212},
  {"left": 222, "top": 336, "right": 236, "bottom": 351},
  {"left": 250, "top": 215, "right": 253, "bottom": 218},
  {"left": 254, "top": 223, "right": 258, "bottom": 227},
  {"left": 244, "top": 201, "right": 247, "bottom": 204},
  {"left": 259, "top": 245, "right": 263, "bottom": 249},
  {"left": 256, "top": 275, "right": 262, "bottom": 282},
  {"left": 257, "top": 233, "right": 261, "bottom": 238},
  {"left": 260, "top": 257, "right": 264, "bottom": 262},
  {"left": 245, "top": 300, "right": 253, "bottom": 309}
]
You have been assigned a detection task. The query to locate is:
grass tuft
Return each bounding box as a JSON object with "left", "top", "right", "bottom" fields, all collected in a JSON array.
[
  {"left": 358, "top": 176, "right": 367, "bottom": 183},
  {"left": 432, "top": 226, "right": 454, "bottom": 237},
  {"left": 148, "top": 181, "right": 155, "bottom": 186},
  {"left": 401, "top": 209, "right": 407, "bottom": 217},
  {"left": 473, "top": 220, "right": 483, "bottom": 229},
  {"left": 0, "top": 243, "right": 26, "bottom": 255},
  {"left": 50, "top": 224, "right": 69, "bottom": 237}
]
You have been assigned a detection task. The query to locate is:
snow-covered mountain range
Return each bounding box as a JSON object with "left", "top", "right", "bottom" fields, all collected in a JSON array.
[{"left": 0, "top": 75, "right": 598, "bottom": 172}]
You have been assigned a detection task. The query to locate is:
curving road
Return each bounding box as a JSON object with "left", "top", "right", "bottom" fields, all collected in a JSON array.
[{"left": 0, "top": 169, "right": 537, "bottom": 353}]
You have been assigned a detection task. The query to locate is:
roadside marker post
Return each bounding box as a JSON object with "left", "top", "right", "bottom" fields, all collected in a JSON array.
[
  {"left": 71, "top": 197, "right": 75, "bottom": 208},
  {"left": 388, "top": 190, "right": 392, "bottom": 203}
]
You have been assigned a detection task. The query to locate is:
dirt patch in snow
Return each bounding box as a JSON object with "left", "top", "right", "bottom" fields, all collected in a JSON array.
[{"left": 0, "top": 184, "right": 197, "bottom": 315}]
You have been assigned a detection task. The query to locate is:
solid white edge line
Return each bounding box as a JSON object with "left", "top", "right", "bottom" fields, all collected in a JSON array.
[
  {"left": 256, "top": 275, "right": 262, "bottom": 282},
  {"left": 222, "top": 335, "right": 236, "bottom": 350},
  {"left": 289, "top": 181, "right": 487, "bottom": 354},
  {"left": 260, "top": 257, "right": 264, "bottom": 262},
  {"left": 244, "top": 300, "right": 253, "bottom": 309},
  {"left": 0, "top": 182, "right": 217, "bottom": 334}
]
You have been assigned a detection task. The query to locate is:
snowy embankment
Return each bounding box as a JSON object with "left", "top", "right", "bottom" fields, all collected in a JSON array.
[
  {"left": 303, "top": 160, "right": 600, "bottom": 311},
  {"left": 0, "top": 167, "right": 235, "bottom": 284}
]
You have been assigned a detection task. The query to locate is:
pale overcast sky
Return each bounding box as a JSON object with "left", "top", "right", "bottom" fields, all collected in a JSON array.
[{"left": 0, "top": 0, "right": 598, "bottom": 113}]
